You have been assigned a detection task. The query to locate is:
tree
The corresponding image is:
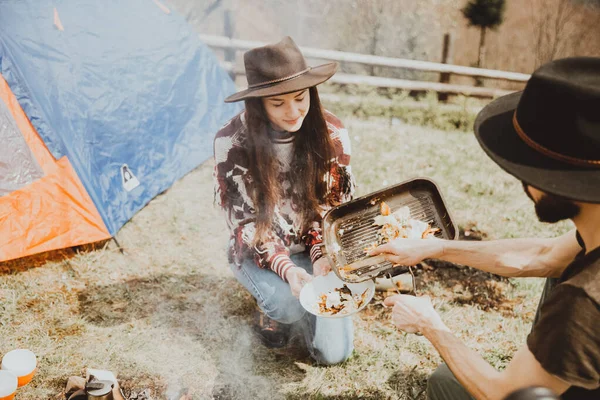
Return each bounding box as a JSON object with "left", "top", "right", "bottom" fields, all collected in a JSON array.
[
  {"left": 333, "top": 0, "right": 440, "bottom": 80},
  {"left": 461, "top": 0, "right": 506, "bottom": 68},
  {"left": 530, "top": 0, "right": 600, "bottom": 67}
]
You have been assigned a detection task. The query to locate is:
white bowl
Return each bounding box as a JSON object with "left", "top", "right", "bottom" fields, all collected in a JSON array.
[
  {"left": 299, "top": 272, "right": 375, "bottom": 318},
  {"left": 1, "top": 349, "right": 37, "bottom": 387},
  {"left": 0, "top": 370, "right": 17, "bottom": 398}
]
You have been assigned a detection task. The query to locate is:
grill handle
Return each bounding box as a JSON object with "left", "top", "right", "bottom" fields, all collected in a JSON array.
[{"left": 340, "top": 255, "right": 388, "bottom": 272}]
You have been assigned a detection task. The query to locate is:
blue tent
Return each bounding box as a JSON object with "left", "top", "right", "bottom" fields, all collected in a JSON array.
[{"left": 0, "top": 0, "right": 241, "bottom": 259}]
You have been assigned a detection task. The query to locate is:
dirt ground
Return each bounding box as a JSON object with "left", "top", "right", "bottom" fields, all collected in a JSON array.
[{"left": 0, "top": 118, "right": 571, "bottom": 399}]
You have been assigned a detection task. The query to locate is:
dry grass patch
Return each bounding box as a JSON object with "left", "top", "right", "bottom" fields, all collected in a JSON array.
[{"left": 1, "top": 117, "right": 571, "bottom": 399}]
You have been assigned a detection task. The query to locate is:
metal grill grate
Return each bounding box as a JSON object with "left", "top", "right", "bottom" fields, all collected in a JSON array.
[
  {"left": 334, "top": 196, "right": 444, "bottom": 278},
  {"left": 323, "top": 178, "right": 457, "bottom": 283}
]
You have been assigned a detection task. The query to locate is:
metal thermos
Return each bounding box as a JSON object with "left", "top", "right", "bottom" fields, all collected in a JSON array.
[
  {"left": 85, "top": 380, "right": 114, "bottom": 400},
  {"left": 67, "top": 380, "right": 115, "bottom": 400}
]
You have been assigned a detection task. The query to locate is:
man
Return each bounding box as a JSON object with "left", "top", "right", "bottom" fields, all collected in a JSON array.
[{"left": 370, "top": 57, "right": 600, "bottom": 400}]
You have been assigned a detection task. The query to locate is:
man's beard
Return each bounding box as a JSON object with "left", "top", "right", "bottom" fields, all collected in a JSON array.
[{"left": 522, "top": 183, "right": 580, "bottom": 223}]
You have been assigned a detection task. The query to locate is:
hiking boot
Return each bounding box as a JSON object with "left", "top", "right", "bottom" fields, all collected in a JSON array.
[{"left": 253, "top": 310, "right": 290, "bottom": 348}]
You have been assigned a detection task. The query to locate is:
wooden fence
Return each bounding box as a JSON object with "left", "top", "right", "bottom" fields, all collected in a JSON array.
[{"left": 200, "top": 34, "right": 531, "bottom": 99}]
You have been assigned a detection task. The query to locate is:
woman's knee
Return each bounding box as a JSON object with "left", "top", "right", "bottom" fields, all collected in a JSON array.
[
  {"left": 262, "top": 299, "right": 305, "bottom": 324},
  {"left": 255, "top": 280, "right": 305, "bottom": 324},
  {"left": 311, "top": 318, "right": 354, "bottom": 365},
  {"left": 232, "top": 260, "right": 306, "bottom": 324},
  {"left": 312, "top": 343, "right": 354, "bottom": 366}
]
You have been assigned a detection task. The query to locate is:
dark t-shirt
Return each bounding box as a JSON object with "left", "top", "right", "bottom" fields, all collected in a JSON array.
[
  {"left": 532, "top": 232, "right": 586, "bottom": 326},
  {"left": 527, "top": 236, "right": 600, "bottom": 399}
]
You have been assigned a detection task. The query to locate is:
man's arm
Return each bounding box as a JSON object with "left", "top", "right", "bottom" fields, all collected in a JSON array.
[
  {"left": 370, "top": 229, "right": 580, "bottom": 278},
  {"left": 384, "top": 295, "right": 570, "bottom": 400},
  {"left": 424, "top": 323, "right": 569, "bottom": 400}
]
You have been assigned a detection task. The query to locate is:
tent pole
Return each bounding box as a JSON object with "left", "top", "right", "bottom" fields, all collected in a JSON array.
[{"left": 112, "top": 237, "right": 125, "bottom": 254}]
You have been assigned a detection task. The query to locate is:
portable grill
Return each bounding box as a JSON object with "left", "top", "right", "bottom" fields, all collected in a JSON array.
[{"left": 322, "top": 178, "right": 458, "bottom": 283}]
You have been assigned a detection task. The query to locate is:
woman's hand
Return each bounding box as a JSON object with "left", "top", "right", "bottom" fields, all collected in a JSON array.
[
  {"left": 368, "top": 238, "right": 445, "bottom": 266},
  {"left": 312, "top": 257, "right": 332, "bottom": 276},
  {"left": 285, "top": 267, "right": 313, "bottom": 298}
]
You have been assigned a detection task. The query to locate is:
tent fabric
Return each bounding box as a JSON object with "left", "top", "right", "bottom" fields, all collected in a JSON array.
[
  {"left": 0, "top": 75, "right": 110, "bottom": 262},
  {"left": 0, "top": 0, "right": 242, "bottom": 237},
  {"left": 0, "top": 96, "right": 44, "bottom": 197}
]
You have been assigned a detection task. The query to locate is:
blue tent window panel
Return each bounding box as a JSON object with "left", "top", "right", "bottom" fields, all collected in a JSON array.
[{"left": 0, "top": 97, "right": 44, "bottom": 197}]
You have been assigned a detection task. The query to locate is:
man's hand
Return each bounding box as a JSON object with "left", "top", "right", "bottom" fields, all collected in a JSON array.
[
  {"left": 285, "top": 267, "right": 313, "bottom": 298},
  {"left": 383, "top": 294, "right": 447, "bottom": 334},
  {"left": 368, "top": 238, "right": 445, "bottom": 266},
  {"left": 312, "top": 257, "right": 332, "bottom": 276}
]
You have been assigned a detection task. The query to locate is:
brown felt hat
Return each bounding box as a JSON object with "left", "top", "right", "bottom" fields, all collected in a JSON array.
[
  {"left": 474, "top": 57, "right": 600, "bottom": 203},
  {"left": 224, "top": 36, "right": 338, "bottom": 103}
]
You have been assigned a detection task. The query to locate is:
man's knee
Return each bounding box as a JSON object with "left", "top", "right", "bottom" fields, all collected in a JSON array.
[{"left": 427, "top": 364, "right": 473, "bottom": 400}]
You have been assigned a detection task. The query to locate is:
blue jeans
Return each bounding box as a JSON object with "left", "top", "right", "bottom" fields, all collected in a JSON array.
[{"left": 229, "top": 251, "right": 354, "bottom": 365}]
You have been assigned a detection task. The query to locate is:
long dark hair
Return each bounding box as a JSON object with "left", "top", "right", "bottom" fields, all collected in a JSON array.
[{"left": 244, "top": 87, "right": 334, "bottom": 244}]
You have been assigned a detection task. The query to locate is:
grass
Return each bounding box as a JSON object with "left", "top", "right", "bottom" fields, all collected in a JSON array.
[
  {"left": 0, "top": 116, "right": 572, "bottom": 400},
  {"left": 320, "top": 86, "right": 487, "bottom": 133}
]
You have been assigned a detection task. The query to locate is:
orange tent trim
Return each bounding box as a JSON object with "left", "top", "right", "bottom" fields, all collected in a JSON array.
[{"left": 0, "top": 74, "right": 110, "bottom": 262}]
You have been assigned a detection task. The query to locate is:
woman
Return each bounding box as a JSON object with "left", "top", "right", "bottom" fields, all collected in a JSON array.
[{"left": 214, "top": 37, "right": 356, "bottom": 365}]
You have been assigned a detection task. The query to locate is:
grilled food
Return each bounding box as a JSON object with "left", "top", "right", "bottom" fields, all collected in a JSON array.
[
  {"left": 339, "top": 202, "right": 440, "bottom": 275},
  {"left": 316, "top": 285, "right": 370, "bottom": 316},
  {"left": 371, "top": 203, "right": 439, "bottom": 245}
]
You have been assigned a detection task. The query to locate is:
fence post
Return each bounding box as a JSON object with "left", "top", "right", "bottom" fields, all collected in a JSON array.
[
  {"left": 224, "top": 8, "right": 236, "bottom": 81},
  {"left": 438, "top": 33, "right": 454, "bottom": 102}
]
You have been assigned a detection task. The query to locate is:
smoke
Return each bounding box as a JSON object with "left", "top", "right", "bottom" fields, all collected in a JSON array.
[
  {"left": 91, "top": 269, "right": 283, "bottom": 400},
  {"left": 154, "top": 285, "right": 280, "bottom": 399},
  {"left": 196, "top": 299, "right": 277, "bottom": 399}
]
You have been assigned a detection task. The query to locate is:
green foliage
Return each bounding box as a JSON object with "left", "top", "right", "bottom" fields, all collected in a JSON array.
[
  {"left": 322, "top": 88, "right": 481, "bottom": 133},
  {"left": 461, "top": 0, "right": 506, "bottom": 29},
  {"left": 580, "top": 0, "right": 600, "bottom": 7}
]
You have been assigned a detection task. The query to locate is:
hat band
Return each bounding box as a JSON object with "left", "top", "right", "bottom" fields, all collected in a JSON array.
[
  {"left": 513, "top": 112, "right": 600, "bottom": 168},
  {"left": 248, "top": 67, "right": 312, "bottom": 89}
]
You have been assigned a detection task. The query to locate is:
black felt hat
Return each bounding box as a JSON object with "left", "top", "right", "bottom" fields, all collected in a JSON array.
[{"left": 474, "top": 57, "right": 600, "bottom": 203}]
